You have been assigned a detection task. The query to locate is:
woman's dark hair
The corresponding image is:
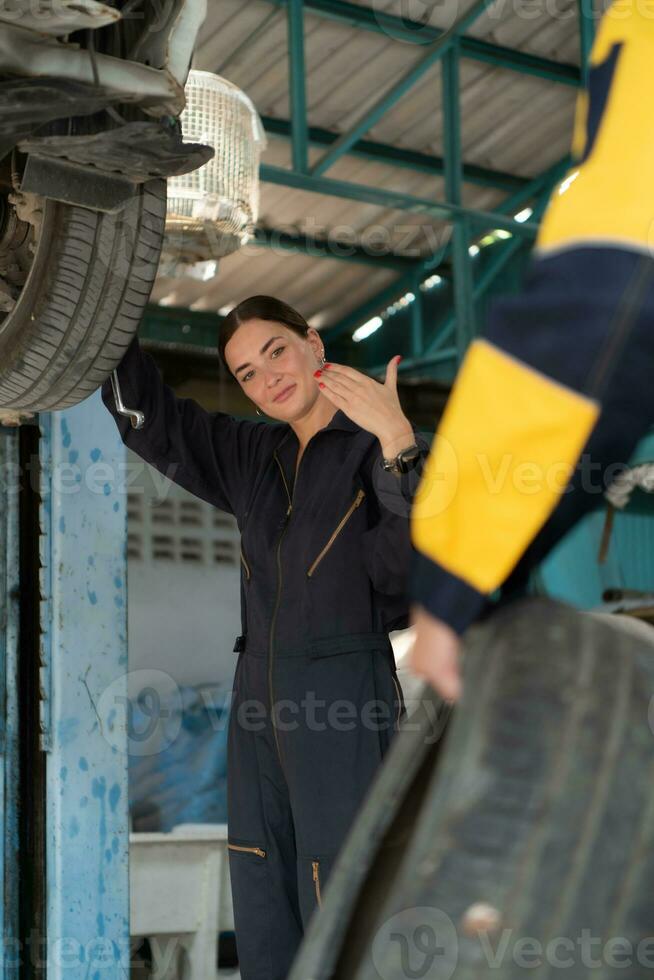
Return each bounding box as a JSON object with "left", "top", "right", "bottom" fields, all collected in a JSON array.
[{"left": 219, "top": 295, "right": 310, "bottom": 374}]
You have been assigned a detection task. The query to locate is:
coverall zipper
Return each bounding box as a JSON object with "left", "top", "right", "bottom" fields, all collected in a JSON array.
[
  {"left": 228, "top": 843, "right": 266, "bottom": 858},
  {"left": 391, "top": 673, "right": 403, "bottom": 729},
  {"left": 270, "top": 450, "right": 296, "bottom": 775},
  {"left": 307, "top": 488, "right": 366, "bottom": 577},
  {"left": 312, "top": 860, "right": 322, "bottom": 907}
]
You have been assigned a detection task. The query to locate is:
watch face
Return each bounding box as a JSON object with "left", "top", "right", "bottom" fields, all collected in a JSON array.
[{"left": 398, "top": 444, "right": 421, "bottom": 472}]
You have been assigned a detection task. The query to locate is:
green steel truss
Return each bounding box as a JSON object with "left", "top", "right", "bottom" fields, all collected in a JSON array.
[
  {"left": 263, "top": 0, "right": 580, "bottom": 86},
  {"left": 165, "top": 0, "right": 592, "bottom": 375}
]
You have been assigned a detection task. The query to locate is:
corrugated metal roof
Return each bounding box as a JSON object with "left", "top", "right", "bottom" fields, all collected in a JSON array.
[{"left": 155, "top": 0, "right": 592, "bottom": 331}]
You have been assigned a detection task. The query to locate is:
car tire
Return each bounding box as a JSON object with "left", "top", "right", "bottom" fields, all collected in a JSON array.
[
  {"left": 0, "top": 178, "right": 166, "bottom": 414},
  {"left": 289, "top": 598, "right": 654, "bottom": 980}
]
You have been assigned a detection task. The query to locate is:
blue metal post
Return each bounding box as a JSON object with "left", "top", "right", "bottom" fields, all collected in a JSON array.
[
  {"left": 40, "top": 392, "right": 130, "bottom": 978},
  {"left": 287, "top": 0, "right": 309, "bottom": 173}
]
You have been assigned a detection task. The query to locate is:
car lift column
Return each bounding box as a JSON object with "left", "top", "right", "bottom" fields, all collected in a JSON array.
[{"left": 39, "top": 390, "right": 130, "bottom": 977}]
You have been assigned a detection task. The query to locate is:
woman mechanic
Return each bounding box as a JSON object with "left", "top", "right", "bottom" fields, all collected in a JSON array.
[{"left": 101, "top": 294, "right": 427, "bottom": 980}]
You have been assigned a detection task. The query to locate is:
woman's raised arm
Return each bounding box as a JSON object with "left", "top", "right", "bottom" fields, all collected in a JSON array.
[{"left": 101, "top": 335, "right": 273, "bottom": 518}]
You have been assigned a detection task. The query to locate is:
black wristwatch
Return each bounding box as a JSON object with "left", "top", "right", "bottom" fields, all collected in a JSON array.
[{"left": 381, "top": 442, "right": 421, "bottom": 475}]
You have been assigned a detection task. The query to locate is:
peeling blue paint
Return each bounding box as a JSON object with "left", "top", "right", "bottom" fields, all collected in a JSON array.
[
  {"left": 61, "top": 418, "right": 72, "bottom": 448},
  {"left": 108, "top": 783, "right": 121, "bottom": 814},
  {"left": 114, "top": 595, "right": 124, "bottom": 608},
  {"left": 45, "top": 394, "right": 129, "bottom": 962},
  {"left": 58, "top": 717, "right": 79, "bottom": 747},
  {"left": 92, "top": 777, "right": 107, "bottom": 898}
]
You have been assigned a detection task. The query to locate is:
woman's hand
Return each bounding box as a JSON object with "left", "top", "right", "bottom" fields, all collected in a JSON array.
[
  {"left": 316, "top": 355, "right": 414, "bottom": 454},
  {"left": 409, "top": 603, "right": 462, "bottom": 702}
]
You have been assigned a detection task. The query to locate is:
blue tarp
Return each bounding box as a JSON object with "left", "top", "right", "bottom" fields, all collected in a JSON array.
[{"left": 129, "top": 683, "right": 231, "bottom": 831}]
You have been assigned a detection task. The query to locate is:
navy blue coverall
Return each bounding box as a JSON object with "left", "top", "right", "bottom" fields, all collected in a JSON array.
[{"left": 101, "top": 338, "right": 428, "bottom": 979}]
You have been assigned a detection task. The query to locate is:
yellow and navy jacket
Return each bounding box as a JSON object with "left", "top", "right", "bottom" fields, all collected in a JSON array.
[{"left": 410, "top": 0, "right": 654, "bottom": 632}]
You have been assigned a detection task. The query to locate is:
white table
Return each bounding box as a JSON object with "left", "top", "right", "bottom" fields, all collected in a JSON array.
[{"left": 130, "top": 823, "right": 239, "bottom": 979}]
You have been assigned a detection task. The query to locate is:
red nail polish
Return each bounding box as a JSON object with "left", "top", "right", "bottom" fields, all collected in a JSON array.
[
  {"left": 314, "top": 369, "right": 322, "bottom": 377},
  {"left": 319, "top": 382, "right": 325, "bottom": 389},
  {"left": 396, "top": 355, "right": 402, "bottom": 364},
  {"left": 323, "top": 362, "right": 331, "bottom": 369}
]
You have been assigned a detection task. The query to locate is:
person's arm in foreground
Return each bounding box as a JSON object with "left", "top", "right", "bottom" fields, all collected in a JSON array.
[{"left": 409, "top": 0, "right": 654, "bottom": 698}]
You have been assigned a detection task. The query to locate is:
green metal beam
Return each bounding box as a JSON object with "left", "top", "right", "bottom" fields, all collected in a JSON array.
[
  {"left": 458, "top": 36, "right": 579, "bottom": 86},
  {"left": 259, "top": 164, "right": 541, "bottom": 237},
  {"left": 366, "top": 236, "right": 523, "bottom": 376},
  {"left": 309, "top": 0, "right": 495, "bottom": 177},
  {"left": 287, "top": 0, "right": 309, "bottom": 172},
  {"left": 324, "top": 155, "right": 569, "bottom": 345},
  {"left": 261, "top": 116, "right": 527, "bottom": 192},
  {"left": 264, "top": 0, "right": 580, "bottom": 86},
  {"left": 367, "top": 176, "right": 556, "bottom": 375},
  {"left": 252, "top": 226, "right": 420, "bottom": 271},
  {"left": 410, "top": 274, "right": 424, "bottom": 357},
  {"left": 326, "top": 272, "right": 444, "bottom": 348},
  {"left": 442, "top": 44, "right": 476, "bottom": 359},
  {"left": 139, "top": 305, "right": 222, "bottom": 350},
  {"left": 578, "top": 0, "right": 595, "bottom": 86}
]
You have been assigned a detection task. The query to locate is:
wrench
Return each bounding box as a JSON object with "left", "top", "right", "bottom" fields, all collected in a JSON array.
[{"left": 110, "top": 370, "right": 145, "bottom": 430}]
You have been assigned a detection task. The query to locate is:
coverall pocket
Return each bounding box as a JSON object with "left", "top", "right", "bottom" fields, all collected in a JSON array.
[
  {"left": 306, "top": 487, "right": 366, "bottom": 577},
  {"left": 239, "top": 545, "right": 251, "bottom": 581},
  {"left": 227, "top": 839, "right": 274, "bottom": 979},
  {"left": 228, "top": 839, "right": 267, "bottom": 858},
  {"left": 391, "top": 670, "right": 406, "bottom": 731},
  {"left": 297, "top": 853, "right": 335, "bottom": 926}
]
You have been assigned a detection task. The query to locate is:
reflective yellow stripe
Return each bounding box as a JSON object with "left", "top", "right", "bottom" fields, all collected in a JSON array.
[
  {"left": 411, "top": 339, "right": 599, "bottom": 594},
  {"left": 538, "top": 0, "right": 654, "bottom": 254}
]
